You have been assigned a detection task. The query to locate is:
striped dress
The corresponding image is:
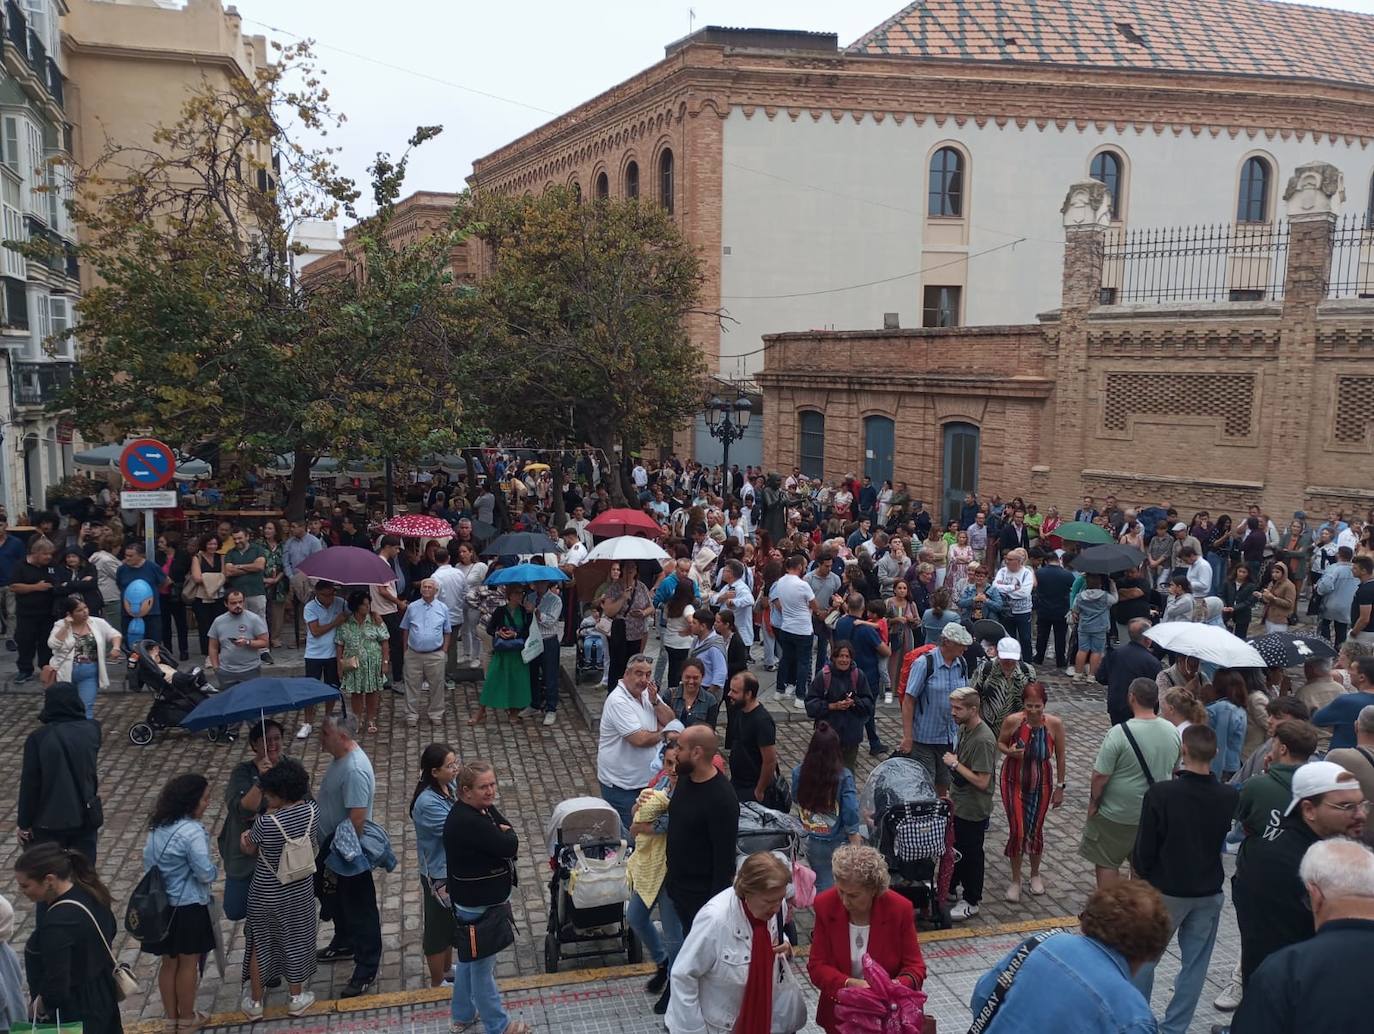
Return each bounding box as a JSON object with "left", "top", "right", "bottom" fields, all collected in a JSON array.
[
  {"left": 244, "top": 799, "right": 320, "bottom": 987},
  {"left": 1000, "top": 721, "right": 1054, "bottom": 859}
]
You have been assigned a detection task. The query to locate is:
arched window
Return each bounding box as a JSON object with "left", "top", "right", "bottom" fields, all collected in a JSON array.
[
  {"left": 595, "top": 171, "right": 609, "bottom": 200},
  {"left": 625, "top": 160, "right": 639, "bottom": 198},
  {"left": 1089, "top": 150, "right": 1123, "bottom": 219},
  {"left": 659, "top": 149, "right": 674, "bottom": 214},
  {"left": 1237, "top": 157, "right": 1272, "bottom": 223},
  {"left": 928, "top": 147, "right": 964, "bottom": 217},
  {"left": 798, "top": 411, "right": 824, "bottom": 479}
]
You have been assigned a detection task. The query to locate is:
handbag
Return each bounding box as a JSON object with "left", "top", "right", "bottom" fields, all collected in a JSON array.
[
  {"left": 452, "top": 901, "right": 516, "bottom": 962},
  {"left": 11, "top": 1005, "right": 84, "bottom": 1033},
  {"left": 51, "top": 898, "right": 141, "bottom": 1002},
  {"left": 595, "top": 615, "right": 614, "bottom": 636},
  {"left": 567, "top": 842, "right": 630, "bottom": 908},
  {"left": 760, "top": 766, "right": 792, "bottom": 813},
  {"left": 520, "top": 631, "right": 545, "bottom": 664}
]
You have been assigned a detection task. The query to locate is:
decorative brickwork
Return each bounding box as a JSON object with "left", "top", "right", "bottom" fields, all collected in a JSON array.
[
  {"left": 1333, "top": 376, "right": 1374, "bottom": 444},
  {"left": 1101, "top": 373, "right": 1255, "bottom": 438}
]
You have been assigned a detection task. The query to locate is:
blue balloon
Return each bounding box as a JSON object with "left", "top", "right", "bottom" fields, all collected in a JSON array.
[{"left": 123, "top": 580, "right": 155, "bottom": 641}]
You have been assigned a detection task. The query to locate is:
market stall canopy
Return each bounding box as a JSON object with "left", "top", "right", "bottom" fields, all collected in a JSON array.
[{"left": 75, "top": 443, "right": 210, "bottom": 480}]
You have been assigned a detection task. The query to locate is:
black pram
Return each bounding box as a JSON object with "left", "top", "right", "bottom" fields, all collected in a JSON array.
[{"left": 126, "top": 640, "right": 217, "bottom": 746}]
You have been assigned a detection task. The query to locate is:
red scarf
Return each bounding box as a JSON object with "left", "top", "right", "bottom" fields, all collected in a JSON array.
[{"left": 733, "top": 902, "right": 775, "bottom": 1034}]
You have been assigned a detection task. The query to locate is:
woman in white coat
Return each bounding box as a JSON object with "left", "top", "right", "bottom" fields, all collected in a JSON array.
[
  {"left": 667, "top": 852, "right": 806, "bottom": 1034},
  {"left": 46, "top": 595, "right": 122, "bottom": 719}
]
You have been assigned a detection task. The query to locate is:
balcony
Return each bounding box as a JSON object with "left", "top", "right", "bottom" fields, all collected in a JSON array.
[
  {"left": 64, "top": 243, "right": 77, "bottom": 282},
  {"left": 12, "top": 359, "right": 75, "bottom": 408},
  {"left": 46, "top": 57, "right": 62, "bottom": 109},
  {"left": 23, "top": 215, "right": 64, "bottom": 276},
  {"left": 26, "top": 27, "right": 43, "bottom": 75},
  {"left": 1, "top": 3, "right": 63, "bottom": 115},
  {"left": 3, "top": 3, "right": 24, "bottom": 59},
  {"left": 2, "top": 276, "right": 25, "bottom": 330}
]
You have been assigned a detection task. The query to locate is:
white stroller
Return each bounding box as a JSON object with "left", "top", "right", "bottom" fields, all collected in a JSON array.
[{"left": 542, "top": 796, "right": 639, "bottom": 972}]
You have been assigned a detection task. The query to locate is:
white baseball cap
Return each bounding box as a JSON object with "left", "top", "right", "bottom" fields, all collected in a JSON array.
[
  {"left": 1284, "top": 761, "right": 1359, "bottom": 816},
  {"left": 1171, "top": 522, "right": 1187, "bottom": 532},
  {"left": 996, "top": 637, "right": 1022, "bottom": 661}
]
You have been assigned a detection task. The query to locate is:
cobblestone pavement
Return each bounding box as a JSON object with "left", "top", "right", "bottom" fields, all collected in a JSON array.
[{"left": 0, "top": 637, "right": 1241, "bottom": 1031}]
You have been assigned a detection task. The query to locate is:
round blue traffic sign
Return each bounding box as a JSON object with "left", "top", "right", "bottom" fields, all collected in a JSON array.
[{"left": 119, "top": 438, "right": 177, "bottom": 490}]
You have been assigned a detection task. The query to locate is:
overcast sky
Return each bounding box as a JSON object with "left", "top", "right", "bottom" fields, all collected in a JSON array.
[{"left": 222, "top": 0, "right": 1374, "bottom": 223}]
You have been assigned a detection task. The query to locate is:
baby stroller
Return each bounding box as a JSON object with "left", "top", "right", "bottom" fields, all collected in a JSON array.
[
  {"left": 542, "top": 797, "right": 639, "bottom": 972},
  {"left": 126, "top": 640, "right": 217, "bottom": 746},
  {"left": 737, "top": 801, "right": 803, "bottom": 865},
  {"left": 861, "top": 756, "right": 954, "bottom": 929}
]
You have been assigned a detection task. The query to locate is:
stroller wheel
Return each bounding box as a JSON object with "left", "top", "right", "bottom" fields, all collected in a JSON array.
[
  {"left": 624, "top": 927, "right": 643, "bottom": 965},
  {"left": 128, "top": 722, "right": 155, "bottom": 747},
  {"left": 204, "top": 727, "right": 221, "bottom": 743},
  {"left": 543, "top": 932, "right": 560, "bottom": 974}
]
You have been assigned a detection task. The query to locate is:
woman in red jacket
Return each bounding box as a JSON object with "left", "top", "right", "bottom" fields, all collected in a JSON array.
[{"left": 807, "top": 844, "right": 926, "bottom": 1033}]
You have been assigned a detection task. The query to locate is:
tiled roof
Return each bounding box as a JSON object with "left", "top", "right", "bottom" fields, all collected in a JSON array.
[{"left": 846, "top": 0, "right": 1374, "bottom": 87}]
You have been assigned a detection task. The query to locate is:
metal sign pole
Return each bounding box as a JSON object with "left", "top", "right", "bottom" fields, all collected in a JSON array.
[{"left": 144, "top": 508, "right": 156, "bottom": 559}]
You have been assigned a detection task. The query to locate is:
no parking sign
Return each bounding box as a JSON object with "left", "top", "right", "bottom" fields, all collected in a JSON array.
[{"left": 119, "top": 438, "right": 177, "bottom": 490}]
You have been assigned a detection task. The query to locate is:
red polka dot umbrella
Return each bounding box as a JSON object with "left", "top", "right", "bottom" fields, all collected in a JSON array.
[{"left": 380, "top": 514, "right": 455, "bottom": 538}]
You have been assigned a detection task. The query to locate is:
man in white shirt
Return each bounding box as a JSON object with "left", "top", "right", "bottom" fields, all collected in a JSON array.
[
  {"left": 1180, "top": 545, "right": 1212, "bottom": 599},
  {"left": 711, "top": 560, "right": 755, "bottom": 648},
  {"left": 770, "top": 553, "right": 818, "bottom": 707},
  {"left": 430, "top": 548, "right": 467, "bottom": 677},
  {"left": 596, "top": 654, "right": 673, "bottom": 839},
  {"left": 631, "top": 462, "right": 648, "bottom": 492},
  {"left": 1336, "top": 522, "right": 1361, "bottom": 554},
  {"left": 567, "top": 505, "right": 593, "bottom": 548},
  {"left": 559, "top": 526, "right": 589, "bottom": 570}
]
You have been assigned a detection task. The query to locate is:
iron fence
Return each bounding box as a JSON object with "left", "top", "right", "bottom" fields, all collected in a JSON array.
[
  {"left": 1101, "top": 222, "right": 1290, "bottom": 304},
  {"left": 1329, "top": 213, "right": 1374, "bottom": 300}
]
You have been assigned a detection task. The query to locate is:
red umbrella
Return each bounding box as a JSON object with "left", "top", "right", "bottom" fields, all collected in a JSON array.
[
  {"left": 381, "top": 514, "right": 454, "bottom": 538},
  {"left": 586, "top": 507, "right": 664, "bottom": 539}
]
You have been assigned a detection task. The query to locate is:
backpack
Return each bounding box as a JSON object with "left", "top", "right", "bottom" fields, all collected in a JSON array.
[
  {"left": 820, "top": 664, "right": 859, "bottom": 696},
  {"left": 895, "top": 644, "right": 939, "bottom": 701},
  {"left": 125, "top": 824, "right": 187, "bottom": 942},
  {"left": 269, "top": 810, "right": 316, "bottom": 885}
]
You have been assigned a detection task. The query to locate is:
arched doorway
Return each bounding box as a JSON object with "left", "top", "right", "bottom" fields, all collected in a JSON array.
[
  {"left": 942, "top": 422, "right": 980, "bottom": 524},
  {"left": 863, "top": 416, "right": 894, "bottom": 485}
]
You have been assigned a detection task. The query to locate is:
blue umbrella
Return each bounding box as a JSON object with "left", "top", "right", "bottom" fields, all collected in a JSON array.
[
  {"left": 181, "top": 676, "right": 342, "bottom": 731},
  {"left": 485, "top": 563, "right": 570, "bottom": 586}
]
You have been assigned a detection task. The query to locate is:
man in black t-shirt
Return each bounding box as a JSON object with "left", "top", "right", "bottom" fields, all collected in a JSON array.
[
  {"left": 11, "top": 536, "right": 57, "bottom": 683},
  {"left": 1351, "top": 556, "right": 1374, "bottom": 645},
  {"left": 1111, "top": 564, "right": 1154, "bottom": 643},
  {"left": 726, "top": 671, "right": 776, "bottom": 802}
]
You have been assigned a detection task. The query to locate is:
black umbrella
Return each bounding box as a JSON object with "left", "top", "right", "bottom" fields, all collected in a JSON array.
[
  {"left": 1246, "top": 632, "right": 1337, "bottom": 668},
  {"left": 480, "top": 531, "right": 559, "bottom": 557},
  {"left": 971, "top": 619, "right": 1007, "bottom": 643},
  {"left": 1070, "top": 543, "right": 1147, "bottom": 574}
]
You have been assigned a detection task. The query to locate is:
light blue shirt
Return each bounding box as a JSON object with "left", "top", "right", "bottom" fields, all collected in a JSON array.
[
  {"left": 1316, "top": 562, "right": 1357, "bottom": 623},
  {"left": 970, "top": 933, "right": 1157, "bottom": 1034},
  {"left": 904, "top": 648, "right": 966, "bottom": 746},
  {"left": 282, "top": 533, "right": 323, "bottom": 576},
  {"left": 303, "top": 596, "right": 347, "bottom": 660},
  {"left": 410, "top": 785, "right": 455, "bottom": 879},
  {"left": 318, "top": 746, "right": 375, "bottom": 832},
  {"left": 143, "top": 819, "right": 217, "bottom": 906},
  {"left": 400, "top": 598, "right": 452, "bottom": 652}
]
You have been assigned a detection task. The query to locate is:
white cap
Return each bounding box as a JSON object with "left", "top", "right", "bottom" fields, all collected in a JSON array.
[
  {"left": 1284, "top": 760, "right": 1359, "bottom": 816},
  {"left": 996, "top": 637, "right": 1022, "bottom": 661},
  {"left": 1171, "top": 522, "right": 1187, "bottom": 532}
]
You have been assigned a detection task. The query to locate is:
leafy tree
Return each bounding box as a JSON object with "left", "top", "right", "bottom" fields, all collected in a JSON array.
[
  {"left": 466, "top": 187, "right": 712, "bottom": 506},
  {"left": 55, "top": 42, "right": 480, "bottom": 517}
]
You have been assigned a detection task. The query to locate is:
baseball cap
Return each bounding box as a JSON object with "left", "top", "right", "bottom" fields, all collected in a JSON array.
[
  {"left": 996, "top": 637, "right": 1022, "bottom": 661},
  {"left": 1171, "top": 522, "right": 1187, "bottom": 532},
  {"left": 942, "top": 622, "right": 973, "bottom": 646},
  {"left": 1284, "top": 761, "right": 1359, "bottom": 815}
]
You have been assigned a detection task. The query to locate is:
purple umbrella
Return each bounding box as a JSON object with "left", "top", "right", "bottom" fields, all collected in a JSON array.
[{"left": 296, "top": 546, "right": 396, "bottom": 586}]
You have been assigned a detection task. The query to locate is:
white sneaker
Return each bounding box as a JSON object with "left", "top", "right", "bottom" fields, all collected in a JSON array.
[
  {"left": 948, "top": 901, "right": 980, "bottom": 921},
  {"left": 542, "top": 711, "right": 557, "bottom": 726},
  {"left": 295, "top": 723, "right": 312, "bottom": 740},
  {"left": 884, "top": 692, "right": 894, "bottom": 705},
  {"left": 794, "top": 695, "right": 807, "bottom": 710},
  {"left": 287, "top": 991, "right": 316, "bottom": 1016},
  {"left": 1214, "top": 979, "right": 1244, "bottom": 1011},
  {"left": 241, "top": 994, "right": 264, "bottom": 1019},
  {"left": 518, "top": 706, "right": 540, "bottom": 719},
  {"left": 1065, "top": 666, "right": 1077, "bottom": 678}
]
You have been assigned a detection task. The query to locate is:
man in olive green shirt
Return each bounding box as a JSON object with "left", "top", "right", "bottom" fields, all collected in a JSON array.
[
  {"left": 225, "top": 526, "right": 270, "bottom": 662},
  {"left": 944, "top": 685, "right": 997, "bottom": 920}
]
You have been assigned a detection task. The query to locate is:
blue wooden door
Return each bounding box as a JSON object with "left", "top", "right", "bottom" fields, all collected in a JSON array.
[
  {"left": 942, "top": 423, "right": 979, "bottom": 525},
  {"left": 864, "top": 416, "right": 895, "bottom": 485}
]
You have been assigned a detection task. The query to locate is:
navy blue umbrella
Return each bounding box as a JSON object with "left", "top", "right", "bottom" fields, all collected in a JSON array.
[{"left": 181, "top": 677, "right": 342, "bottom": 731}]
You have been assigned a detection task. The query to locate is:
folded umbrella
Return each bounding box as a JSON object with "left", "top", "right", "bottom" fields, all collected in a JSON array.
[
  {"left": 1053, "top": 521, "right": 1114, "bottom": 545},
  {"left": 295, "top": 546, "right": 396, "bottom": 586},
  {"left": 586, "top": 536, "right": 670, "bottom": 563},
  {"left": 1143, "top": 623, "right": 1265, "bottom": 668},
  {"left": 181, "top": 677, "right": 341, "bottom": 731},
  {"left": 1246, "top": 631, "right": 1337, "bottom": 668},
  {"left": 481, "top": 532, "right": 559, "bottom": 557},
  {"left": 1071, "top": 543, "right": 1147, "bottom": 574},
  {"left": 835, "top": 951, "right": 928, "bottom": 1034},
  {"left": 485, "top": 563, "right": 570, "bottom": 586}
]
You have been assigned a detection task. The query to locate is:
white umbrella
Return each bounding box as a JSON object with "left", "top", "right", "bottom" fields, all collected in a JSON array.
[
  {"left": 586, "top": 535, "right": 670, "bottom": 563},
  {"left": 1143, "top": 623, "right": 1265, "bottom": 668}
]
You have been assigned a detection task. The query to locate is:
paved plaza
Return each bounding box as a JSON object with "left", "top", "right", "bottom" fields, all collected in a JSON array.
[{"left": 0, "top": 640, "right": 1244, "bottom": 1031}]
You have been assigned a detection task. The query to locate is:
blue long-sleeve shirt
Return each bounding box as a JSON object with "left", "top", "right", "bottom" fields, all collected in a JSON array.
[
  {"left": 411, "top": 785, "right": 455, "bottom": 879},
  {"left": 143, "top": 819, "right": 217, "bottom": 906}
]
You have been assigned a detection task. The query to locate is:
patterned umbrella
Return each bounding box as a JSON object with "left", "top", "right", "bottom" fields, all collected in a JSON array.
[
  {"left": 381, "top": 514, "right": 455, "bottom": 538},
  {"left": 1246, "top": 632, "right": 1337, "bottom": 668}
]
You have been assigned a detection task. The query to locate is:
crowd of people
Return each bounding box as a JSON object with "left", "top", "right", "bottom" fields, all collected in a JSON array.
[{"left": 4, "top": 456, "right": 1374, "bottom": 1034}]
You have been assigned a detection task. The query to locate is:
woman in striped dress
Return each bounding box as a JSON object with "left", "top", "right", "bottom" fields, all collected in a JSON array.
[
  {"left": 238, "top": 758, "right": 319, "bottom": 1019},
  {"left": 995, "top": 682, "right": 1066, "bottom": 902}
]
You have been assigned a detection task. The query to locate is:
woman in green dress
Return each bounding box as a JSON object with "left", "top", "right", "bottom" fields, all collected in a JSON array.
[
  {"left": 260, "top": 519, "right": 288, "bottom": 649},
  {"left": 336, "top": 588, "right": 389, "bottom": 735},
  {"left": 471, "top": 584, "right": 532, "bottom": 725}
]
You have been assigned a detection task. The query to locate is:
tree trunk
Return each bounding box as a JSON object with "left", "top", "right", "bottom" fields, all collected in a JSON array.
[
  {"left": 551, "top": 451, "right": 567, "bottom": 533},
  {"left": 593, "top": 430, "right": 629, "bottom": 507},
  {"left": 285, "top": 450, "right": 315, "bottom": 520},
  {"left": 462, "top": 448, "right": 480, "bottom": 508}
]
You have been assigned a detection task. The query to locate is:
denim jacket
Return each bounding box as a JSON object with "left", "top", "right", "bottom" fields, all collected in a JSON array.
[
  {"left": 328, "top": 818, "right": 398, "bottom": 876},
  {"left": 143, "top": 818, "right": 217, "bottom": 906},
  {"left": 410, "top": 785, "right": 455, "bottom": 880},
  {"left": 1206, "top": 699, "right": 1246, "bottom": 776}
]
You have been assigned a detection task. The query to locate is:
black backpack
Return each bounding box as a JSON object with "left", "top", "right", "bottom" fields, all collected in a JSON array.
[{"left": 125, "top": 826, "right": 183, "bottom": 942}]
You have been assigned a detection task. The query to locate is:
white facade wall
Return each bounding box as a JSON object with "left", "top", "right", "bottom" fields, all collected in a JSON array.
[{"left": 720, "top": 108, "right": 1374, "bottom": 374}]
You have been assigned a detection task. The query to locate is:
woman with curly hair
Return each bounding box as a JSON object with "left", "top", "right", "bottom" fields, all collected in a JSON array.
[{"left": 141, "top": 773, "right": 217, "bottom": 1031}]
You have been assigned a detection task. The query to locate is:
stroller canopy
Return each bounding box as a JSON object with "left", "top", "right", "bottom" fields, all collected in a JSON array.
[
  {"left": 860, "top": 756, "right": 937, "bottom": 831},
  {"left": 544, "top": 797, "right": 623, "bottom": 857}
]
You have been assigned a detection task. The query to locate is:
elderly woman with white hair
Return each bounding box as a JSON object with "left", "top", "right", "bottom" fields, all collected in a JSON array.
[
  {"left": 993, "top": 548, "right": 1036, "bottom": 660},
  {"left": 806, "top": 845, "right": 926, "bottom": 1034},
  {"left": 666, "top": 852, "right": 806, "bottom": 1034}
]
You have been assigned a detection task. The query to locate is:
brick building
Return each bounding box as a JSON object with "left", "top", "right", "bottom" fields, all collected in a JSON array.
[
  {"left": 468, "top": 0, "right": 1374, "bottom": 465},
  {"left": 758, "top": 164, "right": 1374, "bottom": 523}
]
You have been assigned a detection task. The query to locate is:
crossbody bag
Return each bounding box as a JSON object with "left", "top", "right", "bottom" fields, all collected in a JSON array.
[
  {"left": 1120, "top": 724, "right": 1156, "bottom": 786},
  {"left": 966, "top": 932, "right": 1052, "bottom": 1034},
  {"left": 51, "top": 898, "right": 140, "bottom": 1001}
]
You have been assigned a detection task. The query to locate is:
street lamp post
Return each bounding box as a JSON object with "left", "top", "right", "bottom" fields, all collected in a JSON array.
[{"left": 703, "top": 391, "right": 753, "bottom": 495}]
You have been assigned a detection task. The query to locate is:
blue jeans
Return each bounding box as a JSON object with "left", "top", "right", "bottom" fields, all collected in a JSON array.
[
  {"left": 72, "top": 661, "right": 99, "bottom": 719},
  {"left": 777, "top": 629, "right": 813, "bottom": 697},
  {"left": 1005, "top": 611, "right": 1033, "bottom": 661},
  {"left": 626, "top": 891, "right": 668, "bottom": 966},
  {"left": 1132, "top": 891, "right": 1224, "bottom": 1034},
  {"left": 452, "top": 905, "right": 509, "bottom": 1034},
  {"left": 599, "top": 782, "right": 642, "bottom": 845},
  {"left": 806, "top": 835, "right": 843, "bottom": 892}
]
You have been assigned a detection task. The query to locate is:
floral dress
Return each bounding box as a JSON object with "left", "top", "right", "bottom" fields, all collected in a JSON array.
[
  {"left": 946, "top": 543, "right": 974, "bottom": 594},
  {"left": 263, "top": 543, "right": 287, "bottom": 603},
  {"left": 337, "top": 616, "right": 389, "bottom": 695}
]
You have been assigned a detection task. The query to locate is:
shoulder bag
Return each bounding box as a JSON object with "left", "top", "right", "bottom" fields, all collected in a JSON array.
[
  {"left": 761, "top": 765, "right": 793, "bottom": 813},
  {"left": 51, "top": 897, "right": 140, "bottom": 1001},
  {"left": 452, "top": 902, "right": 516, "bottom": 963},
  {"left": 1119, "top": 723, "right": 1156, "bottom": 786},
  {"left": 966, "top": 932, "right": 1053, "bottom": 1034}
]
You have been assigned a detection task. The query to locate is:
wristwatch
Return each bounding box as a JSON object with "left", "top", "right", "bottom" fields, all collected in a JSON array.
[{"left": 1056, "top": 782, "right": 1068, "bottom": 789}]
